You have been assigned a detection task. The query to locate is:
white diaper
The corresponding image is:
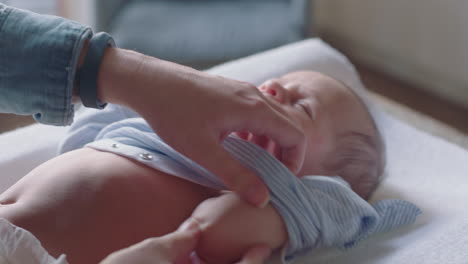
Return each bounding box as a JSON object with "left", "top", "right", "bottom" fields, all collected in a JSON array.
[{"left": 0, "top": 218, "right": 67, "bottom": 264}]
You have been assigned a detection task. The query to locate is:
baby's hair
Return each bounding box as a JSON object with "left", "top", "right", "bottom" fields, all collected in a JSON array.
[
  {"left": 322, "top": 83, "right": 385, "bottom": 200},
  {"left": 322, "top": 130, "right": 384, "bottom": 199}
]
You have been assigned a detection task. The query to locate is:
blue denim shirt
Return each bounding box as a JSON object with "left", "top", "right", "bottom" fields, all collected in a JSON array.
[{"left": 0, "top": 4, "right": 92, "bottom": 125}]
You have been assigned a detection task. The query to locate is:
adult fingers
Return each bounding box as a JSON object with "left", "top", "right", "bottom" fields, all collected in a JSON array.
[
  {"left": 188, "top": 252, "right": 207, "bottom": 264},
  {"left": 154, "top": 218, "right": 202, "bottom": 263},
  {"left": 99, "top": 219, "right": 201, "bottom": 264},
  {"left": 188, "top": 246, "right": 271, "bottom": 264},
  {"left": 236, "top": 246, "right": 271, "bottom": 264},
  {"left": 185, "top": 134, "right": 270, "bottom": 207}
]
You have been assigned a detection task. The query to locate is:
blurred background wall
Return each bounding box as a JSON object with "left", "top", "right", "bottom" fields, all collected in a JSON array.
[
  {"left": 88, "top": 0, "right": 311, "bottom": 69},
  {"left": 60, "top": 0, "right": 94, "bottom": 26},
  {"left": 0, "top": 0, "right": 57, "bottom": 14},
  {"left": 1, "top": 0, "right": 467, "bottom": 142},
  {"left": 313, "top": 0, "right": 468, "bottom": 109},
  {"left": 56, "top": 0, "right": 468, "bottom": 110}
]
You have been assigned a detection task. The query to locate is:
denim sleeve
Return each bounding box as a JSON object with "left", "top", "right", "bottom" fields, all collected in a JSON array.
[{"left": 0, "top": 4, "right": 92, "bottom": 125}]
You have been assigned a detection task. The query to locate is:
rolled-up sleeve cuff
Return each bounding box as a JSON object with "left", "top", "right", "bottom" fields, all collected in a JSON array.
[
  {"left": 61, "top": 27, "right": 93, "bottom": 125},
  {"left": 0, "top": 4, "right": 92, "bottom": 125}
]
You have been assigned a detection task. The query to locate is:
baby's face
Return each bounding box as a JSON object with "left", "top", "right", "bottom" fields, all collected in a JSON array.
[{"left": 241, "top": 71, "right": 375, "bottom": 176}]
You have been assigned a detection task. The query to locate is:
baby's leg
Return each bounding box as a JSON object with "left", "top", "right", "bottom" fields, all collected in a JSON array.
[{"left": 0, "top": 148, "right": 217, "bottom": 264}]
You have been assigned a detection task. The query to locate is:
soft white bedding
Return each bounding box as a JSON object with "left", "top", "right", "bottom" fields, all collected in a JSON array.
[{"left": 0, "top": 39, "right": 467, "bottom": 263}]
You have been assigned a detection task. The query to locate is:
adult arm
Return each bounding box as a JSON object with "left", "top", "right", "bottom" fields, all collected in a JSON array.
[
  {"left": 0, "top": 4, "right": 306, "bottom": 206},
  {"left": 95, "top": 48, "right": 306, "bottom": 206},
  {"left": 100, "top": 218, "right": 272, "bottom": 264}
]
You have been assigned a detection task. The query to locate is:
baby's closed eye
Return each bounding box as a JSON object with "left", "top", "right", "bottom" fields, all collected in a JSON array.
[{"left": 296, "top": 101, "right": 314, "bottom": 120}]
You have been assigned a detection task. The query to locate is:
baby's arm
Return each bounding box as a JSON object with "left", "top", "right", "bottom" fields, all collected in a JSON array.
[{"left": 191, "top": 192, "right": 287, "bottom": 264}]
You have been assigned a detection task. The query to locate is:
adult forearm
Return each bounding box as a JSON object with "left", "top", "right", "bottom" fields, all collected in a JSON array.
[
  {"left": 96, "top": 47, "right": 149, "bottom": 108},
  {"left": 96, "top": 47, "right": 200, "bottom": 114}
]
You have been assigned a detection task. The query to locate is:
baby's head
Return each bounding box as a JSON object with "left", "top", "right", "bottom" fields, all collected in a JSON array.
[{"left": 243, "top": 71, "right": 384, "bottom": 199}]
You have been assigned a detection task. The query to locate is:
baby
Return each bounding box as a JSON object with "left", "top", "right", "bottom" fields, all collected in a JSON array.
[{"left": 0, "top": 71, "right": 386, "bottom": 263}]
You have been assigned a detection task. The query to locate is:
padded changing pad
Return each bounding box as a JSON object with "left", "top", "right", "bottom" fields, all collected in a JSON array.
[{"left": 0, "top": 39, "right": 467, "bottom": 264}]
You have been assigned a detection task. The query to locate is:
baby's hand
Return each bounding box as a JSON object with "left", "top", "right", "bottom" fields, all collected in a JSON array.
[{"left": 191, "top": 192, "right": 287, "bottom": 264}]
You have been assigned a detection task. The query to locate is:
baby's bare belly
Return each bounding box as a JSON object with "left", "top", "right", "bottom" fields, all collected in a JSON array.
[{"left": 0, "top": 148, "right": 217, "bottom": 264}]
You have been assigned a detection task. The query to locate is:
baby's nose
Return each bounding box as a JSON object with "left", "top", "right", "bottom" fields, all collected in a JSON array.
[{"left": 260, "top": 80, "right": 288, "bottom": 104}]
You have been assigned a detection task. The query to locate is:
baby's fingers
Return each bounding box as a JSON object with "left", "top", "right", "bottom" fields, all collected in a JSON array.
[
  {"left": 234, "top": 131, "right": 250, "bottom": 141},
  {"left": 235, "top": 102, "right": 307, "bottom": 174}
]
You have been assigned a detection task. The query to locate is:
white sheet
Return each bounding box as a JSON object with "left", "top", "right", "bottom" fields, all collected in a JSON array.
[
  {"left": 1, "top": 39, "right": 467, "bottom": 263},
  {"left": 0, "top": 124, "right": 67, "bottom": 193}
]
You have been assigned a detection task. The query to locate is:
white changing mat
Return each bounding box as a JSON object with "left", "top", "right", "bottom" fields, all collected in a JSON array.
[{"left": 0, "top": 39, "right": 467, "bottom": 264}]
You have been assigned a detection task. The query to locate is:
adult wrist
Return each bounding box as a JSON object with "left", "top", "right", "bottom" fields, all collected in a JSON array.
[
  {"left": 97, "top": 47, "right": 201, "bottom": 112},
  {"left": 72, "top": 39, "right": 90, "bottom": 103},
  {"left": 76, "top": 32, "right": 115, "bottom": 109},
  {"left": 97, "top": 48, "right": 171, "bottom": 110},
  {"left": 96, "top": 48, "right": 145, "bottom": 107}
]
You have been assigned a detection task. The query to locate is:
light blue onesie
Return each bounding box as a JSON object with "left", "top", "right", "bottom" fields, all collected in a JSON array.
[{"left": 59, "top": 104, "right": 421, "bottom": 263}]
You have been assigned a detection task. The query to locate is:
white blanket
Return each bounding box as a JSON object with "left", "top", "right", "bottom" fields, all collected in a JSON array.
[{"left": 1, "top": 39, "right": 467, "bottom": 264}]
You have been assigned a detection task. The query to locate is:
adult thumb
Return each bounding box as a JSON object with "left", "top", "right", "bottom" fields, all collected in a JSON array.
[{"left": 157, "top": 218, "right": 202, "bottom": 263}]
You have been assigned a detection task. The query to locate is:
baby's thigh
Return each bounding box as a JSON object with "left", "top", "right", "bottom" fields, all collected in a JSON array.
[{"left": 0, "top": 147, "right": 215, "bottom": 264}]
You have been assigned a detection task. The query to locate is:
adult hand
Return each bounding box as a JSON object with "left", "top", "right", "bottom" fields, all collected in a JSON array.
[
  {"left": 99, "top": 219, "right": 201, "bottom": 264},
  {"left": 97, "top": 48, "right": 306, "bottom": 207},
  {"left": 99, "top": 218, "right": 271, "bottom": 264},
  {"left": 190, "top": 246, "right": 272, "bottom": 264}
]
